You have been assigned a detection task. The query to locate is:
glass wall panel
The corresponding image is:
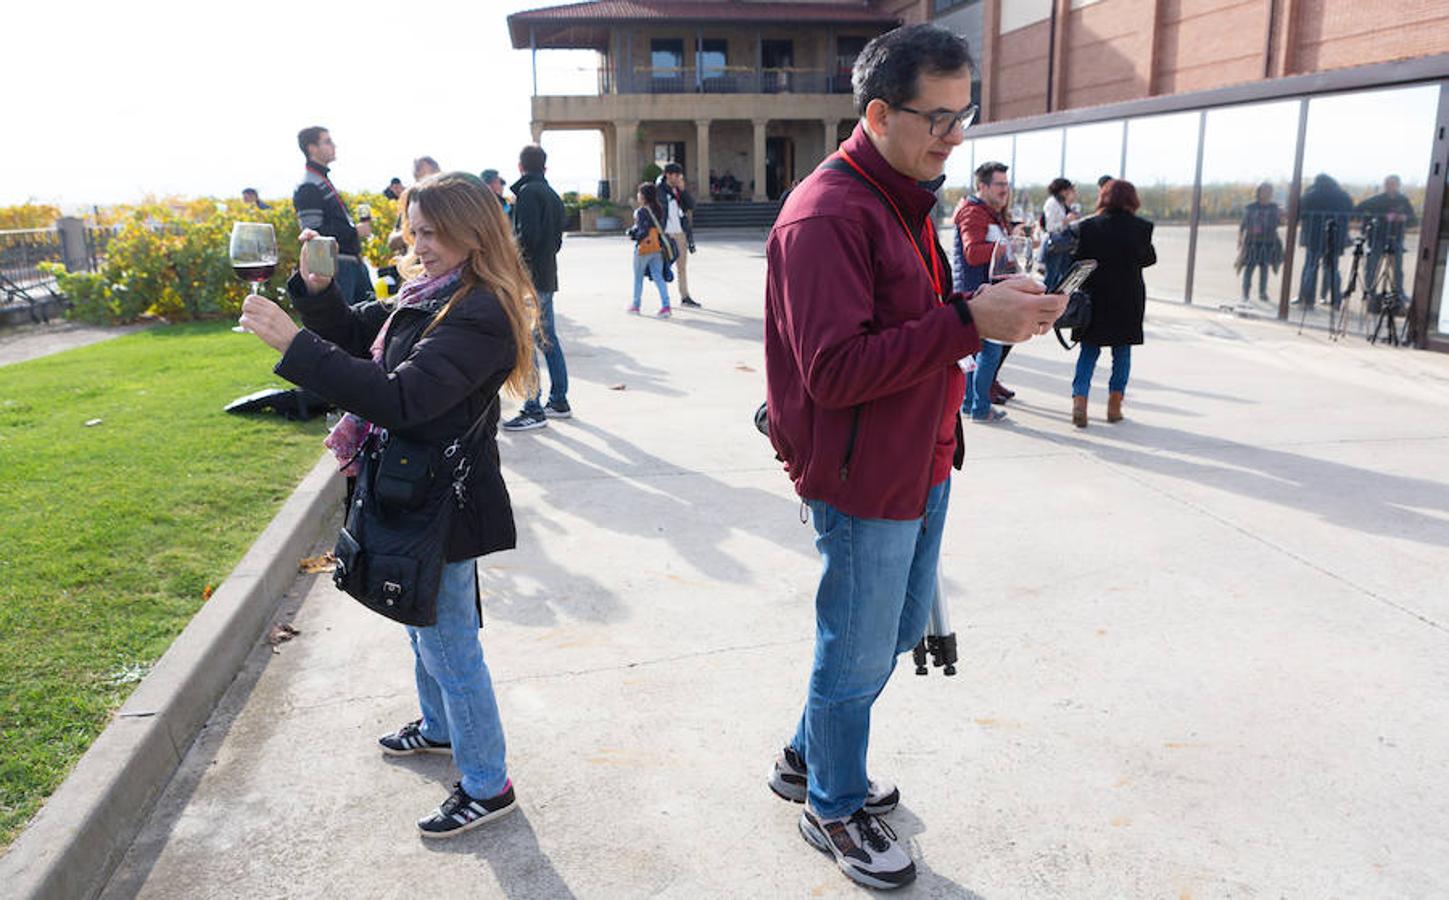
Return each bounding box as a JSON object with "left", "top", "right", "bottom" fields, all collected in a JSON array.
[
  {"left": 1124, "top": 112, "right": 1200, "bottom": 302},
  {"left": 1431, "top": 182, "right": 1449, "bottom": 337},
  {"left": 1063, "top": 121, "right": 1122, "bottom": 202},
  {"left": 1010, "top": 128, "right": 1064, "bottom": 220},
  {"left": 1190, "top": 100, "right": 1299, "bottom": 312},
  {"left": 1290, "top": 85, "right": 1438, "bottom": 333}
]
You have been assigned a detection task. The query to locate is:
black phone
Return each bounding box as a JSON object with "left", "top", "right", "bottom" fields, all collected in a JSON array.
[{"left": 1051, "top": 259, "right": 1097, "bottom": 295}]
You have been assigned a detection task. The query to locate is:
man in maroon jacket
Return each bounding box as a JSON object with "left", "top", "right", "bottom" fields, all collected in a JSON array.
[{"left": 762, "top": 23, "right": 1066, "bottom": 890}]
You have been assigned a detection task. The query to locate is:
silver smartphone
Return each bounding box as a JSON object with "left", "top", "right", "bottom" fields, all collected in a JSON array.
[
  {"left": 1051, "top": 259, "right": 1097, "bottom": 295},
  {"left": 302, "top": 236, "right": 338, "bottom": 278}
]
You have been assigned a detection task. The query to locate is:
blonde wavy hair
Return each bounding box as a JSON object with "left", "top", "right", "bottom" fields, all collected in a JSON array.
[{"left": 395, "top": 172, "right": 538, "bottom": 399}]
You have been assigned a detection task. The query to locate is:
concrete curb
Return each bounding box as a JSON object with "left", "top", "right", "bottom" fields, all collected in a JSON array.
[{"left": 0, "top": 452, "right": 344, "bottom": 900}]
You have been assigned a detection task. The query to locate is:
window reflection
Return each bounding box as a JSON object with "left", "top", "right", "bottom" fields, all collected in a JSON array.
[
  {"left": 1291, "top": 85, "right": 1437, "bottom": 333},
  {"left": 1192, "top": 100, "right": 1298, "bottom": 312},
  {"left": 1063, "top": 121, "right": 1122, "bottom": 203},
  {"left": 1010, "top": 128, "right": 1064, "bottom": 216},
  {"left": 1124, "top": 112, "right": 1199, "bottom": 302}
]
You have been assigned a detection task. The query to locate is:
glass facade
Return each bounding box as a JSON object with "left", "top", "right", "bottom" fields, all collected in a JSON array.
[{"left": 948, "top": 79, "right": 1447, "bottom": 347}]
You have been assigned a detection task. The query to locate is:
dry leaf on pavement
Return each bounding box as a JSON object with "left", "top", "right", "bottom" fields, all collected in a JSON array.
[
  {"left": 267, "top": 623, "right": 301, "bottom": 653},
  {"left": 299, "top": 552, "right": 336, "bottom": 574}
]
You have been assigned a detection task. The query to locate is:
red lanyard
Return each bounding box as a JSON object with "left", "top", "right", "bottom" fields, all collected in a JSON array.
[{"left": 837, "top": 149, "right": 944, "bottom": 298}]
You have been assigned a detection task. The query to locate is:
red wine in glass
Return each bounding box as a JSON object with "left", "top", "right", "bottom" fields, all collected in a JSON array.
[{"left": 229, "top": 222, "right": 278, "bottom": 332}]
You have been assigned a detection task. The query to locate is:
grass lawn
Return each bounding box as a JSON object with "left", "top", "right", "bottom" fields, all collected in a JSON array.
[{"left": 0, "top": 322, "right": 331, "bottom": 849}]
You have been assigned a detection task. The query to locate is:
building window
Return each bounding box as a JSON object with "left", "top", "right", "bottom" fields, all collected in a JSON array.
[
  {"left": 655, "top": 142, "right": 685, "bottom": 170},
  {"left": 651, "top": 38, "right": 684, "bottom": 74},
  {"left": 698, "top": 38, "right": 727, "bottom": 83}
]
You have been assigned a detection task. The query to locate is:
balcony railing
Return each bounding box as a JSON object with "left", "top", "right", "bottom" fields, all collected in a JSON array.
[{"left": 595, "top": 66, "right": 852, "bottom": 96}]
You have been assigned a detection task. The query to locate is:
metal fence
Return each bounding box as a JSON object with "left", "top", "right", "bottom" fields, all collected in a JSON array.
[
  {"left": 0, "top": 228, "right": 64, "bottom": 315},
  {"left": 600, "top": 67, "right": 851, "bottom": 96}
]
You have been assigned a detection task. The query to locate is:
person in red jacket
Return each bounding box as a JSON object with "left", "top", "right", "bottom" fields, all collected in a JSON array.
[
  {"left": 953, "top": 160, "right": 1021, "bottom": 421},
  {"left": 762, "top": 23, "right": 1067, "bottom": 891}
]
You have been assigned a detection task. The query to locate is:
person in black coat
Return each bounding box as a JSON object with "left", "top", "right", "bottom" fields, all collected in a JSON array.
[
  {"left": 238, "top": 172, "right": 539, "bottom": 839},
  {"left": 1294, "top": 173, "right": 1354, "bottom": 309},
  {"left": 503, "top": 144, "right": 571, "bottom": 432},
  {"left": 1070, "top": 179, "right": 1156, "bottom": 427}
]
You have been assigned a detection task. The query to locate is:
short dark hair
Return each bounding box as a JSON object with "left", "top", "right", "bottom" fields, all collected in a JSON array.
[
  {"left": 663, "top": 162, "right": 684, "bottom": 175},
  {"left": 852, "top": 24, "right": 973, "bottom": 117},
  {"left": 297, "top": 126, "right": 328, "bottom": 158},
  {"left": 1097, "top": 174, "right": 1114, "bottom": 188},
  {"left": 389, "top": 177, "right": 403, "bottom": 186},
  {"left": 1097, "top": 179, "right": 1141, "bottom": 213},
  {"left": 241, "top": 187, "right": 258, "bottom": 196},
  {"left": 1047, "top": 177, "right": 1073, "bottom": 200},
  {"left": 519, "top": 145, "right": 547, "bottom": 174},
  {"left": 480, "top": 168, "right": 501, "bottom": 185},
  {"left": 974, "top": 161, "right": 1008, "bottom": 187}
]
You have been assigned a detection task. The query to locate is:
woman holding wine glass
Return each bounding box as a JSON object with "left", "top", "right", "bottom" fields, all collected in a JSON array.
[{"left": 238, "top": 172, "right": 540, "bottom": 838}]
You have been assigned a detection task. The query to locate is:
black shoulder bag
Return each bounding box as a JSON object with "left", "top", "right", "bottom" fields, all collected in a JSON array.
[{"left": 331, "top": 398, "right": 496, "bottom": 627}]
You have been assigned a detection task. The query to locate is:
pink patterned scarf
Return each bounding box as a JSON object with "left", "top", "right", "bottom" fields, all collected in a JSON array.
[{"left": 324, "top": 265, "right": 464, "bottom": 475}]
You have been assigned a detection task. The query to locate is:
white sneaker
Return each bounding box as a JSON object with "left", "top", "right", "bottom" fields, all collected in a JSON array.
[{"left": 799, "top": 807, "right": 916, "bottom": 890}]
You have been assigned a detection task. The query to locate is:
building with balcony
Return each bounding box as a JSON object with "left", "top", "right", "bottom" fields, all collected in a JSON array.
[{"left": 507, "top": 1, "right": 905, "bottom": 204}]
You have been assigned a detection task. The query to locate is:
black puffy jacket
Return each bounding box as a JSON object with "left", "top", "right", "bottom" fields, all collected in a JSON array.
[{"left": 275, "top": 272, "right": 518, "bottom": 561}]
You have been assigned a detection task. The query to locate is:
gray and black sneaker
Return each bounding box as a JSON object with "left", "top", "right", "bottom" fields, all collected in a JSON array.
[
  {"left": 417, "top": 781, "right": 517, "bottom": 838},
  {"left": 680, "top": 296, "right": 702, "bottom": 308},
  {"left": 378, "top": 719, "right": 451, "bottom": 756},
  {"left": 543, "top": 400, "right": 572, "bottom": 419},
  {"left": 502, "top": 411, "right": 548, "bottom": 432},
  {"left": 768, "top": 746, "right": 900, "bottom": 816},
  {"left": 800, "top": 807, "right": 916, "bottom": 890}
]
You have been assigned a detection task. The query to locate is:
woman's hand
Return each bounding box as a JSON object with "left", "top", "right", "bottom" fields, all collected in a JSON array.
[
  {"left": 239, "top": 293, "right": 300, "bottom": 353},
  {"left": 297, "top": 229, "right": 333, "bottom": 296}
]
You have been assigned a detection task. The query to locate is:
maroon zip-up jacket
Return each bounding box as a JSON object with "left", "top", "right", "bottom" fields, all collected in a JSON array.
[{"left": 764, "top": 123, "right": 982, "bottom": 520}]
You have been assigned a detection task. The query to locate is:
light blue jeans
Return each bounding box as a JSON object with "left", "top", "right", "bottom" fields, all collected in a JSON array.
[
  {"left": 632, "top": 252, "right": 670, "bottom": 311},
  {"left": 789, "top": 478, "right": 952, "bottom": 819},
  {"left": 1073, "top": 344, "right": 1131, "bottom": 398},
  {"left": 522, "top": 291, "right": 568, "bottom": 415},
  {"left": 964, "top": 341, "right": 1005, "bottom": 419},
  {"left": 407, "top": 559, "right": 509, "bottom": 800}
]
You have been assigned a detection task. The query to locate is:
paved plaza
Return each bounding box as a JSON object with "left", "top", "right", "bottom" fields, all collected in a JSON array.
[{"left": 98, "top": 232, "right": 1449, "bottom": 898}]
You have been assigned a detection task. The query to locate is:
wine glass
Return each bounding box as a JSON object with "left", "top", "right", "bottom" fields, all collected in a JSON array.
[
  {"left": 989, "top": 236, "right": 1034, "bottom": 282},
  {"left": 229, "top": 222, "right": 277, "bottom": 332}
]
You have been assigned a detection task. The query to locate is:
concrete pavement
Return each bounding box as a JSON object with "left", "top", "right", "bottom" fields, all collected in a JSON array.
[{"left": 101, "top": 233, "right": 1449, "bottom": 898}]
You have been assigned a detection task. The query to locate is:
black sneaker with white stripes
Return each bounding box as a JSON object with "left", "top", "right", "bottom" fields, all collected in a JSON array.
[
  {"left": 417, "top": 781, "right": 517, "bottom": 838},
  {"left": 378, "top": 719, "right": 451, "bottom": 756},
  {"left": 799, "top": 807, "right": 916, "bottom": 890},
  {"left": 768, "top": 746, "right": 900, "bottom": 816}
]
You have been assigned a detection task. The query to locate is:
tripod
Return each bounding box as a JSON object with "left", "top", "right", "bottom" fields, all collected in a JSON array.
[
  {"left": 1329, "top": 232, "right": 1367, "bottom": 342},
  {"left": 911, "top": 578, "right": 958, "bottom": 677},
  {"left": 1367, "top": 241, "right": 1407, "bottom": 346}
]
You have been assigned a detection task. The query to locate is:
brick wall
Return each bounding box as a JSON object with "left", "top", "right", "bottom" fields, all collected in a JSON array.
[
  {"left": 1060, "top": 0, "right": 1158, "bottom": 108},
  {"left": 993, "top": 20, "right": 1052, "bottom": 119},
  {"left": 1290, "top": 0, "right": 1449, "bottom": 73},
  {"left": 1153, "top": 0, "right": 1268, "bottom": 94}
]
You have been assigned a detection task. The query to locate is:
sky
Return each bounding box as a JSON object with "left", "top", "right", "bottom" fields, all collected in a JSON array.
[{"left": 4, "top": 0, "right": 605, "bottom": 210}]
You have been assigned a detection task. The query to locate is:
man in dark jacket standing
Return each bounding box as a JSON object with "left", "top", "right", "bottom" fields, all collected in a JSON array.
[
  {"left": 1295, "top": 173, "right": 1355, "bottom": 310},
  {"left": 293, "top": 126, "right": 372, "bottom": 305},
  {"left": 656, "top": 163, "right": 700, "bottom": 307},
  {"left": 503, "top": 144, "right": 570, "bottom": 431},
  {"left": 763, "top": 24, "right": 1065, "bottom": 890},
  {"left": 1356, "top": 174, "right": 1417, "bottom": 302}
]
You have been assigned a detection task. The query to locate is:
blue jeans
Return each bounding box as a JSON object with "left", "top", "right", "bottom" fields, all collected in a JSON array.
[
  {"left": 407, "top": 559, "right": 509, "bottom": 800},
  {"left": 1073, "top": 344, "right": 1131, "bottom": 398},
  {"left": 522, "top": 291, "right": 568, "bottom": 415},
  {"left": 337, "top": 256, "right": 371, "bottom": 306},
  {"left": 632, "top": 252, "right": 670, "bottom": 310},
  {"left": 1297, "top": 249, "right": 1342, "bottom": 307},
  {"left": 964, "top": 341, "right": 1005, "bottom": 419},
  {"left": 788, "top": 478, "right": 952, "bottom": 819}
]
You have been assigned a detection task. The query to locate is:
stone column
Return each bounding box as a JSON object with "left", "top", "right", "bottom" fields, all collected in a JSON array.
[
  {"left": 530, "top": 121, "right": 544, "bottom": 144},
  {"left": 694, "top": 119, "right": 711, "bottom": 203},
  {"left": 615, "top": 118, "right": 639, "bottom": 202},
  {"left": 822, "top": 119, "right": 839, "bottom": 159},
  {"left": 752, "top": 118, "right": 769, "bottom": 202}
]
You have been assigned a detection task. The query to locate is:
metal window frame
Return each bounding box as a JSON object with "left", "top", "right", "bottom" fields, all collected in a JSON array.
[{"left": 963, "top": 54, "right": 1449, "bottom": 344}]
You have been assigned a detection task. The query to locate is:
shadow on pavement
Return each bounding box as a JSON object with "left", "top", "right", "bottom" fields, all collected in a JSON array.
[
  {"left": 421, "top": 808, "right": 579, "bottom": 900},
  {"left": 888, "top": 804, "right": 990, "bottom": 899}
]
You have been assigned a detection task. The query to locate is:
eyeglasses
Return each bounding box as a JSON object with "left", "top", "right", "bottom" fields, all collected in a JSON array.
[{"left": 892, "top": 103, "right": 979, "bottom": 137}]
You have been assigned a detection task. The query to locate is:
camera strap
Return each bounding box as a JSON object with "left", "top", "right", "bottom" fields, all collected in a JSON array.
[{"left": 826, "top": 151, "right": 945, "bottom": 301}]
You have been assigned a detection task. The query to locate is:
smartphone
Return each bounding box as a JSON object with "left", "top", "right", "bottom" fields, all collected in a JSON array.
[
  {"left": 1051, "top": 259, "right": 1097, "bottom": 295},
  {"left": 302, "top": 235, "right": 338, "bottom": 278}
]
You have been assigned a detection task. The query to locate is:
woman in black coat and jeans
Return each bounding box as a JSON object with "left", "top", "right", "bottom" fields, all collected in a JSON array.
[
  {"left": 238, "top": 172, "right": 538, "bottom": 838},
  {"left": 1070, "top": 179, "right": 1156, "bottom": 427}
]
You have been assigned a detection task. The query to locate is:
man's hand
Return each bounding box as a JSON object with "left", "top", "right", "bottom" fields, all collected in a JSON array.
[
  {"left": 297, "top": 229, "right": 334, "bottom": 296},
  {"left": 966, "top": 276, "right": 1069, "bottom": 343},
  {"left": 238, "top": 294, "right": 300, "bottom": 353},
  {"left": 356, "top": 220, "right": 373, "bottom": 239}
]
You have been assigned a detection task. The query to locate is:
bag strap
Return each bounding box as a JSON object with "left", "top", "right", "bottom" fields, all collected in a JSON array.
[
  {"left": 1054, "top": 325, "right": 1076, "bottom": 351},
  {"left": 443, "top": 394, "right": 500, "bottom": 509}
]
